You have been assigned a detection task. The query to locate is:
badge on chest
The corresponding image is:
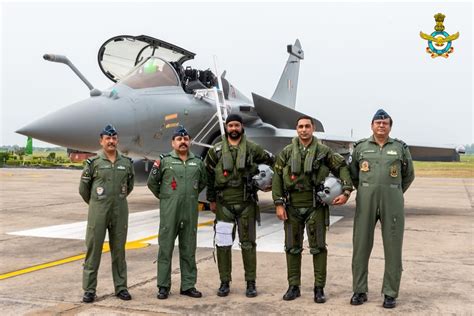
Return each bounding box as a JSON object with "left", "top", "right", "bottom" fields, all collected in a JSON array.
[{"left": 360, "top": 161, "right": 370, "bottom": 172}]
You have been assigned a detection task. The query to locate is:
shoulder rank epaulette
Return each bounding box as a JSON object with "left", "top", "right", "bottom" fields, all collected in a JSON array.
[
  {"left": 159, "top": 153, "right": 170, "bottom": 159},
  {"left": 122, "top": 155, "right": 133, "bottom": 162},
  {"left": 353, "top": 138, "right": 368, "bottom": 148},
  {"left": 86, "top": 155, "right": 100, "bottom": 164},
  {"left": 394, "top": 138, "right": 408, "bottom": 149}
]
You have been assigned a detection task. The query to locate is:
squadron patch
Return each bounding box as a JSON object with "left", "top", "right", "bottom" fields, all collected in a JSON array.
[
  {"left": 96, "top": 186, "right": 104, "bottom": 195},
  {"left": 193, "top": 179, "right": 199, "bottom": 190},
  {"left": 121, "top": 185, "right": 127, "bottom": 194},
  {"left": 153, "top": 159, "right": 161, "bottom": 168},
  {"left": 360, "top": 161, "right": 370, "bottom": 172},
  {"left": 390, "top": 164, "right": 398, "bottom": 177}
]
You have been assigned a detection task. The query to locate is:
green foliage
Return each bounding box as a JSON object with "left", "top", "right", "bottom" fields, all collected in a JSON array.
[
  {"left": 414, "top": 154, "right": 474, "bottom": 178},
  {"left": 47, "top": 152, "right": 56, "bottom": 161},
  {"left": 0, "top": 152, "right": 9, "bottom": 166}
]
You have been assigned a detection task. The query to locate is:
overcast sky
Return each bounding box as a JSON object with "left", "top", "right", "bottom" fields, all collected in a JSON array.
[{"left": 1, "top": 1, "right": 472, "bottom": 148}]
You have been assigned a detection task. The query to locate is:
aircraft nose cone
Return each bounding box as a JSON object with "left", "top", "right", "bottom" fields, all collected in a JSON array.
[{"left": 16, "top": 96, "right": 128, "bottom": 152}]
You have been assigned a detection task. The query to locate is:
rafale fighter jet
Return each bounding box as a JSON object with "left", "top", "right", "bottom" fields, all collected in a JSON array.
[{"left": 17, "top": 35, "right": 461, "bottom": 181}]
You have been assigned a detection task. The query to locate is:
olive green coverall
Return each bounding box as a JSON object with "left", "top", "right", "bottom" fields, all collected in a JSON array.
[
  {"left": 350, "top": 136, "right": 415, "bottom": 298},
  {"left": 205, "top": 135, "right": 274, "bottom": 282},
  {"left": 79, "top": 151, "right": 134, "bottom": 294},
  {"left": 272, "top": 137, "right": 353, "bottom": 288},
  {"left": 147, "top": 151, "right": 206, "bottom": 291}
]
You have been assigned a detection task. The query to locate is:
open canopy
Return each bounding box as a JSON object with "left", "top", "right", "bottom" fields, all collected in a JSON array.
[{"left": 98, "top": 35, "right": 195, "bottom": 82}]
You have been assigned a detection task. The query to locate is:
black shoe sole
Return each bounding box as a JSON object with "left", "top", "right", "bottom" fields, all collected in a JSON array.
[
  {"left": 246, "top": 292, "right": 257, "bottom": 298},
  {"left": 157, "top": 295, "right": 168, "bottom": 300},
  {"left": 283, "top": 292, "right": 301, "bottom": 301},
  {"left": 217, "top": 291, "right": 230, "bottom": 297},
  {"left": 350, "top": 297, "right": 368, "bottom": 305},
  {"left": 180, "top": 293, "right": 202, "bottom": 298},
  {"left": 383, "top": 303, "right": 396, "bottom": 309},
  {"left": 315, "top": 297, "right": 326, "bottom": 304}
]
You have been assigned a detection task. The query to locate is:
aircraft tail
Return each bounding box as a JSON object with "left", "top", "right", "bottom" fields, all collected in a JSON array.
[{"left": 271, "top": 39, "right": 304, "bottom": 109}]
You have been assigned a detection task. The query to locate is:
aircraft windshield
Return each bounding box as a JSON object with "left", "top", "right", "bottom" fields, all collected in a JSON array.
[
  {"left": 98, "top": 35, "right": 195, "bottom": 82},
  {"left": 121, "top": 57, "right": 179, "bottom": 89}
]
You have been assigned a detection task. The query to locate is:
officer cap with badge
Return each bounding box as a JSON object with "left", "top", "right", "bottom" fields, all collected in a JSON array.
[
  {"left": 371, "top": 109, "right": 393, "bottom": 126},
  {"left": 172, "top": 125, "right": 190, "bottom": 139},
  {"left": 100, "top": 124, "right": 118, "bottom": 137}
]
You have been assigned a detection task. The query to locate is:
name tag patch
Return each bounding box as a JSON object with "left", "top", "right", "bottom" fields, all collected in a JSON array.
[{"left": 387, "top": 150, "right": 397, "bottom": 155}]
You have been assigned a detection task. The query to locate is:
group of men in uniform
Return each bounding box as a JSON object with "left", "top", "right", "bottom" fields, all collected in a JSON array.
[{"left": 79, "top": 108, "right": 414, "bottom": 309}]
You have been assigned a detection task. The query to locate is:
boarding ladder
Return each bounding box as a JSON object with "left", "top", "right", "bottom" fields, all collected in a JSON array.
[{"left": 191, "top": 87, "right": 230, "bottom": 148}]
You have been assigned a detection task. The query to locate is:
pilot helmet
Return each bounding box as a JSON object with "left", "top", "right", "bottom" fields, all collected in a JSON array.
[
  {"left": 317, "top": 176, "right": 343, "bottom": 205},
  {"left": 252, "top": 164, "right": 274, "bottom": 192}
]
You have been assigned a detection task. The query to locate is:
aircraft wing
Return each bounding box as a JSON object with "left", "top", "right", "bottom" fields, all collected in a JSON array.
[
  {"left": 252, "top": 93, "right": 325, "bottom": 132},
  {"left": 245, "top": 126, "right": 460, "bottom": 161}
]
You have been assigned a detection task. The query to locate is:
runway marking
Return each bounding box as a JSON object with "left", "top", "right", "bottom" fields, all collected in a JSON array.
[
  {"left": 2, "top": 209, "right": 343, "bottom": 280},
  {"left": 1, "top": 217, "right": 213, "bottom": 281}
]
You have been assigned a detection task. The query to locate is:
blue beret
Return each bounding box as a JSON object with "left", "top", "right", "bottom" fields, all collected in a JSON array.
[
  {"left": 372, "top": 109, "right": 391, "bottom": 121},
  {"left": 100, "top": 124, "right": 118, "bottom": 136},
  {"left": 173, "top": 126, "right": 189, "bottom": 138}
]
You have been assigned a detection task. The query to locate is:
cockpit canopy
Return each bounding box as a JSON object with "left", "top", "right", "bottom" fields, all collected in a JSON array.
[
  {"left": 99, "top": 35, "right": 217, "bottom": 93},
  {"left": 98, "top": 35, "right": 195, "bottom": 82},
  {"left": 120, "top": 57, "right": 179, "bottom": 89}
]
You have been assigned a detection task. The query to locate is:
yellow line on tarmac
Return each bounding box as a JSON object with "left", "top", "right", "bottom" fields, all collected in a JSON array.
[{"left": 0, "top": 220, "right": 214, "bottom": 281}]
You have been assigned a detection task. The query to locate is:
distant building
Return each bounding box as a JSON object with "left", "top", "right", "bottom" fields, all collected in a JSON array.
[{"left": 67, "top": 149, "right": 95, "bottom": 163}]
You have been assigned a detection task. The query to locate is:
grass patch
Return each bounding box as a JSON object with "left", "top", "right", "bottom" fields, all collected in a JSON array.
[{"left": 414, "top": 155, "right": 474, "bottom": 178}]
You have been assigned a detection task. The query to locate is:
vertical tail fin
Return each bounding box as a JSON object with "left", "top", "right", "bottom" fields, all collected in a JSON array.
[{"left": 271, "top": 39, "right": 304, "bottom": 109}]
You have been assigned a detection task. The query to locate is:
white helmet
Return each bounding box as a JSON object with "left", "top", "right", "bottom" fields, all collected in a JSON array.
[
  {"left": 317, "top": 176, "right": 343, "bottom": 205},
  {"left": 252, "top": 164, "right": 273, "bottom": 192}
]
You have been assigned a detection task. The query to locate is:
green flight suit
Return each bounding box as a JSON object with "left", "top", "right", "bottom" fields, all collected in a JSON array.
[
  {"left": 205, "top": 135, "right": 274, "bottom": 282},
  {"left": 349, "top": 136, "right": 415, "bottom": 298},
  {"left": 147, "top": 151, "right": 206, "bottom": 291},
  {"left": 272, "top": 137, "right": 353, "bottom": 288},
  {"left": 79, "top": 151, "right": 134, "bottom": 295}
]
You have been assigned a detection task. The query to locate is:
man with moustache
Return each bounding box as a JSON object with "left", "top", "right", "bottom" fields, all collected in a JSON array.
[
  {"left": 147, "top": 126, "right": 207, "bottom": 299},
  {"left": 79, "top": 124, "right": 135, "bottom": 303},
  {"left": 349, "top": 109, "right": 414, "bottom": 309},
  {"left": 272, "top": 116, "right": 353, "bottom": 303},
  {"left": 205, "top": 114, "right": 274, "bottom": 298}
]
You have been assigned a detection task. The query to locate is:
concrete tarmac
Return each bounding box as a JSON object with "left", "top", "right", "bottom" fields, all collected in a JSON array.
[{"left": 0, "top": 168, "right": 472, "bottom": 315}]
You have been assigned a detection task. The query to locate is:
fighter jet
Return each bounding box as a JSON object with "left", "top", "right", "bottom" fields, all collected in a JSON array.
[{"left": 17, "top": 35, "right": 461, "bottom": 180}]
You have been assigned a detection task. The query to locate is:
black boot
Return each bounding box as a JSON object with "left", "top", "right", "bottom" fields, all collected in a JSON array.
[
  {"left": 82, "top": 291, "right": 96, "bottom": 303},
  {"left": 314, "top": 287, "right": 326, "bottom": 303},
  {"left": 283, "top": 285, "right": 300, "bottom": 301},
  {"left": 116, "top": 289, "right": 132, "bottom": 300},
  {"left": 350, "top": 292, "right": 368, "bottom": 305},
  {"left": 383, "top": 295, "right": 396, "bottom": 308},
  {"left": 157, "top": 287, "right": 169, "bottom": 299},
  {"left": 217, "top": 282, "right": 230, "bottom": 297},
  {"left": 180, "top": 287, "right": 202, "bottom": 298},
  {"left": 246, "top": 281, "right": 257, "bottom": 298}
]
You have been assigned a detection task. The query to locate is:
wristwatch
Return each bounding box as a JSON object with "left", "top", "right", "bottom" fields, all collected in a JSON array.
[
  {"left": 274, "top": 198, "right": 285, "bottom": 206},
  {"left": 343, "top": 190, "right": 351, "bottom": 198}
]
